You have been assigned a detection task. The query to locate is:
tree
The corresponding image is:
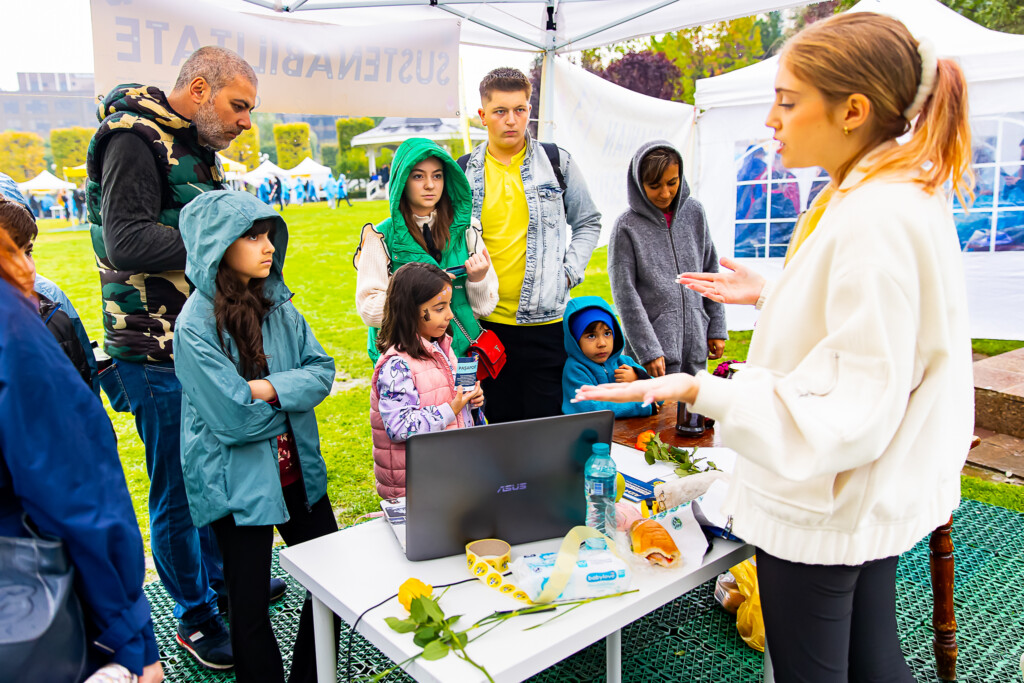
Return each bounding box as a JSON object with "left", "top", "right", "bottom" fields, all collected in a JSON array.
[
  {"left": 253, "top": 112, "right": 280, "bottom": 164},
  {"left": 222, "top": 123, "right": 260, "bottom": 171},
  {"left": 598, "top": 51, "right": 681, "bottom": 100},
  {"left": 273, "top": 123, "right": 311, "bottom": 170},
  {"left": 50, "top": 126, "right": 94, "bottom": 178},
  {"left": 0, "top": 131, "right": 46, "bottom": 182},
  {"left": 321, "top": 143, "right": 339, "bottom": 175},
  {"left": 939, "top": 0, "right": 1023, "bottom": 33},
  {"left": 756, "top": 11, "right": 787, "bottom": 58},
  {"left": 651, "top": 16, "right": 764, "bottom": 104},
  {"left": 335, "top": 117, "right": 377, "bottom": 179}
]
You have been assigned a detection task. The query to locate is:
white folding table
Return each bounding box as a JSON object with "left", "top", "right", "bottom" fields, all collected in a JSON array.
[{"left": 280, "top": 444, "right": 773, "bottom": 682}]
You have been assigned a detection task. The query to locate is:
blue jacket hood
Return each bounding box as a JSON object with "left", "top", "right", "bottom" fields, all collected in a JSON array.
[
  {"left": 563, "top": 296, "right": 625, "bottom": 367},
  {"left": 179, "top": 190, "right": 290, "bottom": 303}
]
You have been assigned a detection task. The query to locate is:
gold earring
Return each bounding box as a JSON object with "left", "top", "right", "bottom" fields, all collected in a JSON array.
[{"left": 843, "top": 126, "right": 850, "bottom": 136}]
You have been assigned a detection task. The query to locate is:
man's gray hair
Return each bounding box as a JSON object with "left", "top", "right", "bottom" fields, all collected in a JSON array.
[{"left": 173, "top": 46, "right": 257, "bottom": 95}]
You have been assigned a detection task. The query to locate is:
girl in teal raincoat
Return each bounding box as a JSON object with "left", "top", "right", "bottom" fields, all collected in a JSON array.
[{"left": 176, "top": 190, "right": 337, "bottom": 683}]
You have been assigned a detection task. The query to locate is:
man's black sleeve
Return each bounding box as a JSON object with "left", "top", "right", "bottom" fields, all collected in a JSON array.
[{"left": 100, "top": 133, "right": 187, "bottom": 272}]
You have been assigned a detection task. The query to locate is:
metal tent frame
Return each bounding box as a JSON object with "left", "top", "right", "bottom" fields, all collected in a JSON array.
[{"left": 238, "top": 0, "right": 819, "bottom": 141}]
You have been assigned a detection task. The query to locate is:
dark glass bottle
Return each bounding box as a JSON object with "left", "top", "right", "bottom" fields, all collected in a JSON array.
[{"left": 675, "top": 402, "right": 706, "bottom": 437}]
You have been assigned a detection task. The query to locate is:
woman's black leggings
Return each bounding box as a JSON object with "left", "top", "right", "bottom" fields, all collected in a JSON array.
[
  {"left": 211, "top": 483, "right": 339, "bottom": 683},
  {"left": 757, "top": 549, "right": 915, "bottom": 683}
]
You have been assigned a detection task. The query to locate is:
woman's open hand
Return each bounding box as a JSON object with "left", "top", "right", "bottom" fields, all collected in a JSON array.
[
  {"left": 465, "top": 247, "right": 491, "bottom": 283},
  {"left": 678, "top": 257, "right": 765, "bottom": 306},
  {"left": 573, "top": 373, "right": 699, "bottom": 407}
]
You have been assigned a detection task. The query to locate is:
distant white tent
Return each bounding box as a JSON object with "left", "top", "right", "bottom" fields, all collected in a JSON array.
[
  {"left": 241, "top": 160, "right": 291, "bottom": 186},
  {"left": 350, "top": 117, "right": 487, "bottom": 175},
  {"left": 287, "top": 157, "right": 333, "bottom": 188},
  {"left": 18, "top": 170, "right": 76, "bottom": 193},
  {"left": 217, "top": 154, "right": 248, "bottom": 179}
]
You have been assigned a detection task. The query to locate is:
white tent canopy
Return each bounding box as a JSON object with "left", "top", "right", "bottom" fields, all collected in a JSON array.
[
  {"left": 18, "top": 170, "right": 76, "bottom": 193},
  {"left": 287, "top": 157, "right": 333, "bottom": 188},
  {"left": 241, "top": 0, "right": 822, "bottom": 139},
  {"left": 351, "top": 117, "right": 487, "bottom": 174},
  {"left": 692, "top": 0, "right": 1024, "bottom": 339},
  {"left": 241, "top": 160, "right": 292, "bottom": 186}
]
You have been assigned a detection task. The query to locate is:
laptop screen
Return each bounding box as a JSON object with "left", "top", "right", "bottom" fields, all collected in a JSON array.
[{"left": 404, "top": 411, "right": 614, "bottom": 561}]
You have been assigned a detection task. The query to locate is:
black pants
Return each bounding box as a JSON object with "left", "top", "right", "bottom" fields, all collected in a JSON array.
[
  {"left": 757, "top": 549, "right": 915, "bottom": 683},
  {"left": 211, "top": 483, "right": 339, "bottom": 683},
  {"left": 480, "top": 321, "right": 566, "bottom": 424}
]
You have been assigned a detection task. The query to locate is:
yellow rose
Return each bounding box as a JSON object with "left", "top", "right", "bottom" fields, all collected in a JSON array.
[{"left": 398, "top": 577, "right": 433, "bottom": 612}]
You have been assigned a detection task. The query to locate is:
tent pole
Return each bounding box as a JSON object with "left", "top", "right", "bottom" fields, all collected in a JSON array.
[
  {"left": 459, "top": 55, "right": 473, "bottom": 154},
  {"left": 537, "top": 0, "right": 557, "bottom": 143}
]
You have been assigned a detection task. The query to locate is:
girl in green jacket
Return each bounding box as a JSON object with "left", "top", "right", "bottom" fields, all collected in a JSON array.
[
  {"left": 176, "top": 191, "right": 337, "bottom": 683},
  {"left": 355, "top": 137, "right": 498, "bottom": 362}
]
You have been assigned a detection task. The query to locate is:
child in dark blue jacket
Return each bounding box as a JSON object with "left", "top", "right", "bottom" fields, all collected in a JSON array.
[{"left": 561, "top": 296, "right": 654, "bottom": 418}]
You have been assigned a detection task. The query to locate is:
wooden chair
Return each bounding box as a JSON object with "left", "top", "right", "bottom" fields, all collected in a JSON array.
[{"left": 930, "top": 434, "right": 981, "bottom": 681}]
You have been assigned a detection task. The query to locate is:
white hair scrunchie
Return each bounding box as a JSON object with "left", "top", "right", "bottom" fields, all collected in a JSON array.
[{"left": 903, "top": 37, "right": 939, "bottom": 122}]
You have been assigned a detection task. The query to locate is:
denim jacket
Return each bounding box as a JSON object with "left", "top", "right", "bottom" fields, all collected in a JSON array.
[{"left": 465, "top": 133, "right": 602, "bottom": 324}]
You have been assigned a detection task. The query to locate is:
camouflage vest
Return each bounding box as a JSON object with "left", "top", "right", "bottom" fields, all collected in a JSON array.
[{"left": 87, "top": 84, "right": 224, "bottom": 363}]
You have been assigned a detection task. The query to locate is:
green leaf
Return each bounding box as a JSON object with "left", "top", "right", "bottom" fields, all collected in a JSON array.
[
  {"left": 644, "top": 449, "right": 655, "bottom": 465},
  {"left": 445, "top": 615, "right": 461, "bottom": 629},
  {"left": 384, "top": 616, "right": 418, "bottom": 634},
  {"left": 421, "top": 640, "right": 450, "bottom": 661},
  {"left": 422, "top": 597, "right": 445, "bottom": 623},
  {"left": 409, "top": 596, "right": 428, "bottom": 623},
  {"left": 413, "top": 626, "right": 437, "bottom": 647},
  {"left": 450, "top": 630, "right": 468, "bottom": 649}
]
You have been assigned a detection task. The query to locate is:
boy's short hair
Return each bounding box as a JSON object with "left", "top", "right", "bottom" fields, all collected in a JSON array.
[
  {"left": 640, "top": 147, "right": 682, "bottom": 187},
  {"left": 0, "top": 201, "right": 38, "bottom": 250},
  {"left": 479, "top": 67, "right": 532, "bottom": 103}
]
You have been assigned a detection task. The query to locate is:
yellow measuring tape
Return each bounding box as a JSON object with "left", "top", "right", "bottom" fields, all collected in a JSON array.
[{"left": 465, "top": 526, "right": 620, "bottom": 605}]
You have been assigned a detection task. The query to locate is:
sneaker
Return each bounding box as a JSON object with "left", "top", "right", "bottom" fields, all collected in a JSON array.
[
  {"left": 176, "top": 617, "right": 234, "bottom": 670},
  {"left": 217, "top": 578, "right": 288, "bottom": 620}
]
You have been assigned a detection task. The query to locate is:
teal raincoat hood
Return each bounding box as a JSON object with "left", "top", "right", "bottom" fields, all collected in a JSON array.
[
  {"left": 180, "top": 190, "right": 290, "bottom": 303},
  {"left": 563, "top": 296, "right": 626, "bottom": 364}
]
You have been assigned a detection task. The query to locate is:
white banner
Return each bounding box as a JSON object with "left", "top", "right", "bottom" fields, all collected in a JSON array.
[
  {"left": 89, "top": 0, "right": 460, "bottom": 116},
  {"left": 550, "top": 57, "right": 695, "bottom": 246}
]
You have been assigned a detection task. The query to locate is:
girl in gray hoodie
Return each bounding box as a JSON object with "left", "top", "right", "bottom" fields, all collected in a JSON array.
[{"left": 608, "top": 140, "right": 727, "bottom": 379}]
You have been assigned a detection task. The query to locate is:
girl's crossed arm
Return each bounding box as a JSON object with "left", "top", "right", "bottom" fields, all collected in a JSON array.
[
  {"left": 175, "top": 323, "right": 287, "bottom": 446},
  {"left": 260, "top": 312, "right": 336, "bottom": 414}
]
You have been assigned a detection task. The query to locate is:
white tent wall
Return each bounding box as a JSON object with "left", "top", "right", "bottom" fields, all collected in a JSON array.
[
  {"left": 550, "top": 57, "right": 694, "bottom": 247},
  {"left": 693, "top": 0, "right": 1024, "bottom": 339}
]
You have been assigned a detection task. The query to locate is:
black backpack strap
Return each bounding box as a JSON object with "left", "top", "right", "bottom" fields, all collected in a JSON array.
[
  {"left": 541, "top": 142, "right": 567, "bottom": 193},
  {"left": 457, "top": 153, "right": 470, "bottom": 172}
]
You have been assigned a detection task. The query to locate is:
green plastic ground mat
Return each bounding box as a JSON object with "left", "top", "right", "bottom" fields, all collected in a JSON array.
[{"left": 147, "top": 501, "right": 1024, "bottom": 682}]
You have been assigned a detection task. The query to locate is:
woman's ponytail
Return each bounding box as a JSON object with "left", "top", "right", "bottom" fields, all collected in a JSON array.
[{"left": 899, "top": 58, "right": 974, "bottom": 205}]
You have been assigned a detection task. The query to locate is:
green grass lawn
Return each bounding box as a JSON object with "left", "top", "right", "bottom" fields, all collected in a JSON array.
[{"left": 33, "top": 202, "right": 1022, "bottom": 550}]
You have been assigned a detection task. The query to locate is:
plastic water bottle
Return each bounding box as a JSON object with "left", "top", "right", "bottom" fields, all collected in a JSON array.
[{"left": 584, "top": 442, "right": 617, "bottom": 549}]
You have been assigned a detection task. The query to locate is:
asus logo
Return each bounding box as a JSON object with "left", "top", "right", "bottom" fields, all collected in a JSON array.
[{"left": 496, "top": 483, "right": 527, "bottom": 493}]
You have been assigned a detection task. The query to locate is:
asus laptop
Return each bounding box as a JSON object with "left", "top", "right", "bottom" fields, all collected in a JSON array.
[{"left": 384, "top": 411, "right": 614, "bottom": 561}]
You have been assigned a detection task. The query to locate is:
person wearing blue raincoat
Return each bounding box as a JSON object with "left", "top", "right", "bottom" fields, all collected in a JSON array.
[
  {"left": 324, "top": 173, "right": 338, "bottom": 209},
  {"left": 175, "top": 190, "right": 337, "bottom": 682}
]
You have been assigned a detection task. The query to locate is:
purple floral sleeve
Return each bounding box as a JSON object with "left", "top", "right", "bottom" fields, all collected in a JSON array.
[{"left": 377, "top": 357, "right": 456, "bottom": 442}]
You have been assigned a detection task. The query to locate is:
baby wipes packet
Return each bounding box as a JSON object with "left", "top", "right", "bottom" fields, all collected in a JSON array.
[{"left": 510, "top": 546, "right": 631, "bottom": 601}]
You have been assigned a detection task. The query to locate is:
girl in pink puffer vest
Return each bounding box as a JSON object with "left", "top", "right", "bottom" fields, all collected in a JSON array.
[{"left": 369, "top": 263, "right": 484, "bottom": 498}]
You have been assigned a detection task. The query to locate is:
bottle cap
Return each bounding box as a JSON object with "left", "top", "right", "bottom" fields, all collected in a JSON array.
[{"left": 592, "top": 442, "right": 610, "bottom": 455}]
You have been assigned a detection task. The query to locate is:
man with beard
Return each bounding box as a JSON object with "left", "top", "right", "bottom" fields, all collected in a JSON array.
[{"left": 86, "top": 46, "right": 284, "bottom": 671}]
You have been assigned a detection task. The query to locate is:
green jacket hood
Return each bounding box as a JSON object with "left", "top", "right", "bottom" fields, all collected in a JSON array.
[
  {"left": 179, "top": 190, "right": 290, "bottom": 303},
  {"left": 562, "top": 296, "right": 626, "bottom": 365},
  {"left": 97, "top": 83, "right": 194, "bottom": 132},
  {"left": 387, "top": 137, "right": 471, "bottom": 235}
]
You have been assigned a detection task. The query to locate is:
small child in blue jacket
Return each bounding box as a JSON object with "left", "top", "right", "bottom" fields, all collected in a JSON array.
[{"left": 561, "top": 296, "right": 654, "bottom": 418}]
